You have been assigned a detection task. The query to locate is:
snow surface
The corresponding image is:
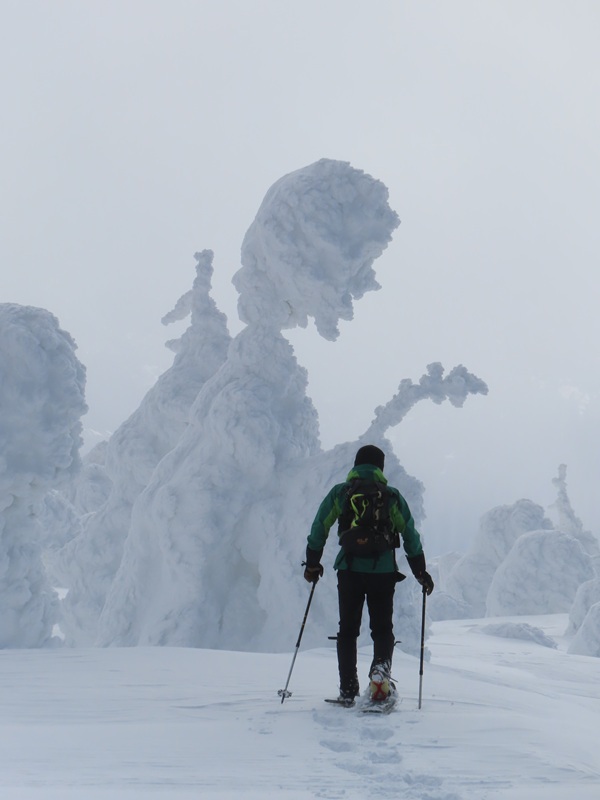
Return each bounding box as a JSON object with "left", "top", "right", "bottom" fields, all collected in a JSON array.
[{"left": 1, "top": 613, "right": 599, "bottom": 799}]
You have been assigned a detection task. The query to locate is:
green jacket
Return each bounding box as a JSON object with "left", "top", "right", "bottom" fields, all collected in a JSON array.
[{"left": 307, "top": 464, "right": 424, "bottom": 573}]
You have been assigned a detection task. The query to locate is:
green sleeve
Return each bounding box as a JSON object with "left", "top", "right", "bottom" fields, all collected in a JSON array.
[
  {"left": 389, "top": 490, "right": 423, "bottom": 559},
  {"left": 307, "top": 484, "right": 344, "bottom": 552}
]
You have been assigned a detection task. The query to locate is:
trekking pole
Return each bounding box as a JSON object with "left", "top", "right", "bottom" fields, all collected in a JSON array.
[
  {"left": 278, "top": 581, "right": 317, "bottom": 703},
  {"left": 418, "top": 585, "right": 427, "bottom": 709}
]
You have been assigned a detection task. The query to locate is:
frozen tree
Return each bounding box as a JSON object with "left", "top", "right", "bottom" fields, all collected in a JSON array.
[
  {"left": 98, "top": 159, "right": 487, "bottom": 655},
  {"left": 0, "top": 304, "right": 86, "bottom": 647},
  {"left": 566, "top": 579, "right": 600, "bottom": 636},
  {"left": 36, "top": 490, "right": 82, "bottom": 584},
  {"left": 98, "top": 159, "right": 402, "bottom": 648},
  {"left": 486, "top": 530, "right": 594, "bottom": 616},
  {"left": 39, "top": 448, "right": 111, "bottom": 587},
  {"left": 57, "top": 251, "right": 231, "bottom": 645},
  {"left": 483, "top": 471, "right": 598, "bottom": 618},
  {"left": 551, "top": 464, "right": 600, "bottom": 559},
  {"left": 70, "top": 461, "right": 112, "bottom": 515},
  {"left": 568, "top": 602, "right": 600, "bottom": 657},
  {"left": 444, "top": 500, "right": 553, "bottom": 618}
]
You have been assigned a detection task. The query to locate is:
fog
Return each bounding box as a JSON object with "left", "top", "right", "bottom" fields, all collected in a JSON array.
[{"left": 2, "top": 1, "right": 599, "bottom": 555}]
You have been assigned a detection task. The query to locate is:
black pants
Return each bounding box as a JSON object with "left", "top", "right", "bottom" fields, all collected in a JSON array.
[{"left": 336, "top": 570, "right": 396, "bottom": 690}]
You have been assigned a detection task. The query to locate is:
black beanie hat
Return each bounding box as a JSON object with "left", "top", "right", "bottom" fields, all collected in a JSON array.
[{"left": 354, "top": 444, "right": 385, "bottom": 471}]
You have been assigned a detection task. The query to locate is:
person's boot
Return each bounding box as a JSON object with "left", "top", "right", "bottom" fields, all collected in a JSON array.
[
  {"left": 337, "top": 675, "right": 360, "bottom": 705},
  {"left": 368, "top": 659, "right": 393, "bottom": 702}
]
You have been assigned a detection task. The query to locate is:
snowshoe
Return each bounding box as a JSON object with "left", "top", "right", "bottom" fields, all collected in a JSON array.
[
  {"left": 325, "top": 678, "right": 359, "bottom": 708},
  {"left": 368, "top": 660, "right": 394, "bottom": 702},
  {"left": 360, "top": 691, "right": 397, "bottom": 714},
  {"left": 325, "top": 696, "right": 356, "bottom": 708}
]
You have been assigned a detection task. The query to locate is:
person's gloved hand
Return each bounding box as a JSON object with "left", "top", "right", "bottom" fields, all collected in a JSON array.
[
  {"left": 303, "top": 563, "right": 324, "bottom": 583},
  {"left": 407, "top": 552, "right": 434, "bottom": 595},
  {"left": 416, "top": 570, "right": 434, "bottom": 595},
  {"left": 304, "top": 545, "right": 324, "bottom": 583}
]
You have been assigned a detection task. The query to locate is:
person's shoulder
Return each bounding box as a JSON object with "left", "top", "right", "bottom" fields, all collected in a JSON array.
[
  {"left": 385, "top": 484, "right": 405, "bottom": 503},
  {"left": 323, "top": 481, "right": 348, "bottom": 500},
  {"left": 332, "top": 481, "right": 350, "bottom": 495}
]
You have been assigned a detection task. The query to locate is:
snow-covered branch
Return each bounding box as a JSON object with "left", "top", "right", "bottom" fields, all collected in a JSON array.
[{"left": 366, "top": 362, "right": 488, "bottom": 438}]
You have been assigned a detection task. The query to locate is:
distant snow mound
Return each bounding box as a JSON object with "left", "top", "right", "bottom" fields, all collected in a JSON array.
[
  {"left": 568, "top": 602, "right": 600, "bottom": 657},
  {"left": 566, "top": 579, "right": 600, "bottom": 636},
  {"left": 428, "top": 591, "right": 473, "bottom": 622},
  {"left": 486, "top": 530, "right": 595, "bottom": 616},
  {"left": 480, "top": 622, "right": 557, "bottom": 649},
  {"left": 426, "top": 553, "right": 470, "bottom": 619},
  {"left": 445, "top": 499, "right": 552, "bottom": 617}
]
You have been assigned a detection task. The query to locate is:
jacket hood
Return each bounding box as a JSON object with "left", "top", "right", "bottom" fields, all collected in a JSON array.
[{"left": 346, "top": 464, "right": 388, "bottom": 483}]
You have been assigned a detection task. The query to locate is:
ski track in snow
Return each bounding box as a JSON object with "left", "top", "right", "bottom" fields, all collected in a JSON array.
[{"left": 0, "top": 615, "right": 599, "bottom": 799}]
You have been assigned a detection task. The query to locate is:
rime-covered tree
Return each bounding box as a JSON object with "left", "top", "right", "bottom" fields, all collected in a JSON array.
[
  {"left": 566, "top": 579, "right": 600, "bottom": 636},
  {"left": 551, "top": 464, "right": 600, "bottom": 560},
  {"left": 444, "top": 499, "right": 553, "bottom": 618},
  {"left": 0, "top": 304, "right": 86, "bottom": 647},
  {"left": 568, "top": 602, "right": 600, "bottom": 657},
  {"left": 486, "top": 530, "right": 594, "bottom": 616},
  {"left": 97, "top": 160, "right": 487, "bottom": 652},
  {"left": 97, "top": 159, "right": 401, "bottom": 647},
  {"left": 57, "top": 251, "right": 231, "bottom": 645}
]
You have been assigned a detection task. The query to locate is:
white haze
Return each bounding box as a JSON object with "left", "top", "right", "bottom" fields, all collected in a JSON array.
[{"left": 2, "top": 2, "right": 600, "bottom": 554}]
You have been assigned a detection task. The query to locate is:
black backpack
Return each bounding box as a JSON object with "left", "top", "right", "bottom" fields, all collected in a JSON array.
[{"left": 337, "top": 478, "right": 399, "bottom": 559}]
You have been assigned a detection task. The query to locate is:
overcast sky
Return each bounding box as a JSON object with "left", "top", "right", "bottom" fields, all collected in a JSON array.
[{"left": 2, "top": 0, "right": 599, "bottom": 554}]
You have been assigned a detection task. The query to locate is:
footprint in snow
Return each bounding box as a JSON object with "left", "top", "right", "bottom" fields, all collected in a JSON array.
[
  {"left": 320, "top": 739, "right": 355, "bottom": 753},
  {"left": 368, "top": 747, "right": 402, "bottom": 764},
  {"left": 312, "top": 709, "right": 349, "bottom": 730},
  {"left": 360, "top": 723, "right": 395, "bottom": 742}
]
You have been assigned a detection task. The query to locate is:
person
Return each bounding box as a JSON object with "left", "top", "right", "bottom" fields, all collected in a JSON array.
[{"left": 304, "top": 444, "right": 434, "bottom": 702}]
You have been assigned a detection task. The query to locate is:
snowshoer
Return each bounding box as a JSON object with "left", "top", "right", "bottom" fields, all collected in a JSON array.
[{"left": 304, "top": 444, "right": 434, "bottom": 703}]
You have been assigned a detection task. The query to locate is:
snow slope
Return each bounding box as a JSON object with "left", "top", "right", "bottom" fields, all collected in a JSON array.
[{"left": 1, "top": 612, "right": 598, "bottom": 799}]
